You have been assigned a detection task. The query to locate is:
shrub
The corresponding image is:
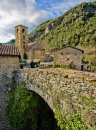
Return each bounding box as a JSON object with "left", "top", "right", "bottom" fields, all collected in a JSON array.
[{"left": 60, "top": 64, "right": 69, "bottom": 69}]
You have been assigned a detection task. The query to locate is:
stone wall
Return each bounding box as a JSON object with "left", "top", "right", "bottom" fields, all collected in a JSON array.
[
  {"left": 0, "top": 56, "right": 19, "bottom": 130},
  {"left": 15, "top": 68, "right": 96, "bottom": 128},
  {"left": 0, "top": 56, "right": 19, "bottom": 75},
  {"left": 0, "top": 69, "right": 14, "bottom": 130}
]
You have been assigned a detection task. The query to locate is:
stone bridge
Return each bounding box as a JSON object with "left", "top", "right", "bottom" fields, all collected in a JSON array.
[
  {"left": 0, "top": 68, "right": 96, "bottom": 129},
  {"left": 14, "top": 68, "right": 96, "bottom": 127}
]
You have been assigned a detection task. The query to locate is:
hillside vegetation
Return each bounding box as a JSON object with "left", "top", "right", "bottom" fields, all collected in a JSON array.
[
  {"left": 29, "top": 1, "right": 96, "bottom": 50},
  {"left": 3, "top": 39, "right": 15, "bottom": 46},
  {"left": 28, "top": 1, "right": 96, "bottom": 69}
]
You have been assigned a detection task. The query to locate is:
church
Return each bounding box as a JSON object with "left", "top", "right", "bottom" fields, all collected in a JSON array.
[{"left": 15, "top": 25, "right": 45, "bottom": 62}]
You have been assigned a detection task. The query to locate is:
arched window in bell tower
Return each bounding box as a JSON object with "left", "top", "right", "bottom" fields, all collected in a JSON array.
[
  {"left": 23, "top": 41, "right": 25, "bottom": 49},
  {"left": 23, "top": 45, "right": 25, "bottom": 49},
  {"left": 17, "top": 28, "right": 19, "bottom": 33},
  {"left": 22, "top": 29, "right": 25, "bottom": 33},
  {"left": 23, "top": 35, "right": 25, "bottom": 39}
]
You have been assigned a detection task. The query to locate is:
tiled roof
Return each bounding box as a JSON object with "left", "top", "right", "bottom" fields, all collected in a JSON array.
[
  {"left": 0, "top": 45, "right": 20, "bottom": 56},
  {"left": 26, "top": 43, "right": 45, "bottom": 51},
  {"left": 14, "top": 24, "right": 28, "bottom": 28},
  {"left": 52, "top": 46, "right": 84, "bottom": 53}
]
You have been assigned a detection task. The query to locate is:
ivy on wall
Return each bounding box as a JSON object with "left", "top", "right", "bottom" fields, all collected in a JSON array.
[{"left": 6, "top": 84, "right": 59, "bottom": 130}]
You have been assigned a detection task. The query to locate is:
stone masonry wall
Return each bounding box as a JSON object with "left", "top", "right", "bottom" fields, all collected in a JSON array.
[
  {"left": 0, "top": 56, "right": 19, "bottom": 130},
  {"left": 15, "top": 68, "right": 96, "bottom": 128}
]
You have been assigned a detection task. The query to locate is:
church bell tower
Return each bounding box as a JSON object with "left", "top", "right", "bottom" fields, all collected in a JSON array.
[{"left": 15, "top": 25, "right": 28, "bottom": 59}]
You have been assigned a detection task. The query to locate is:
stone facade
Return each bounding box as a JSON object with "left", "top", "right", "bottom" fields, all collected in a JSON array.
[
  {"left": 0, "top": 56, "right": 19, "bottom": 74},
  {"left": 26, "top": 43, "right": 45, "bottom": 62},
  {"left": 53, "top": 46, "right": 84, "bottom": 70}
]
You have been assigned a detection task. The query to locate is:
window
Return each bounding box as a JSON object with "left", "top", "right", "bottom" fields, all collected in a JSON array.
[
  {"left": 23, "top": 35, "right": 25, "bottom": 39},
  {"left": 22, "top": 29, "right": 25, "bottom": 33},
  {"left": 23, "top": 41, "right": 25, "bottom": 45},
  {"left": 23, "top": 45, "right": 25, "bottom": 49},
  {"left": 17, "top": 29, "right": 19, "bottom": 33},
  {"left": 61, "top": 52, "right": 63, "bottom": 55}
]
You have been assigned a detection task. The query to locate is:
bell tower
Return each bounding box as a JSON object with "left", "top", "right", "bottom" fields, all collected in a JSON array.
[{"left": 15, "top": 25, "right": 28, "bottom": 59}]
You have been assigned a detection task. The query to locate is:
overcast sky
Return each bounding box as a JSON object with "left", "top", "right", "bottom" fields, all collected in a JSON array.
[{"left": 0, "top": 0, "right": 92, "bottom": 43}]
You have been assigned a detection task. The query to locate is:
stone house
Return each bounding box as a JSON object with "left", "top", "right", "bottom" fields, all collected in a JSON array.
[
  {"left": 26, "top": 43, "right": 45, "bottom": 62},
  {"left": 53, "top": 46, "right": 84, "bottom": 70},
  {"left": 0, "top": 45, "right": 20, "bottom": 74}
]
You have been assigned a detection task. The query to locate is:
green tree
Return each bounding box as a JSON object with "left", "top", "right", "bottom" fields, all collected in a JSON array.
[
  {"left": 6, "top": 84, "right": 59, "bottom": 130},
  {"left": 6, "top": 84, "right": 39, "bottom": 130},
  {"left": 24, "top": 52, "right": 28, "bottom": 59}
]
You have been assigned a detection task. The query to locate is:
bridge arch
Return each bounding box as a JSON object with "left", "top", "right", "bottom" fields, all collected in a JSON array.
[
  {"left": 26, "top": 83, "right": 53, "bottom": 111},
  {"left": 14, "top": 68, "right": 96, "bottom": 127}
]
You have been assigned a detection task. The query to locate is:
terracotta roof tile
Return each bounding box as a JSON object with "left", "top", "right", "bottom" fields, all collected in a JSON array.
[
  {"left": 52, "top": 46, "right": 84, "bottom": 53},
  {"left": 26, "top": 43, "right": 45, "bottom": 51},
  {"left": 0, "top": 45, "right": 20, "bottom": 56}
]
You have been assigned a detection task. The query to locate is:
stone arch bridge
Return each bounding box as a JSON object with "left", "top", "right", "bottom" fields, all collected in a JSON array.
[
  {"left": 14, "top": 68, "right": 96, "bottom": 127},
  {"left": 0, "top": 68, "right": 96, "bottom": 129}
]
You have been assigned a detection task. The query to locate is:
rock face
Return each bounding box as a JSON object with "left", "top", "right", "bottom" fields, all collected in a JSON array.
[
  {"left": 28, "top": 19, "right": 61, "bottom": 42},
  {"left": 28, "top": 2, "right": 96, "bottom": 43},
  {"left": 0, "top": 68, "right": 96, "bottom": 129}
]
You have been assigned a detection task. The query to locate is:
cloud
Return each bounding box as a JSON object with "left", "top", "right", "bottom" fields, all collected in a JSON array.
[
  {"left": 0, "top": 0, "right": 91, "bottom": 43},
  {"left": 0, "top": 0, "right": 49, "bottom": 43},
  {"left": 40, "top": 0, "right": 92, "bottom": 18}
]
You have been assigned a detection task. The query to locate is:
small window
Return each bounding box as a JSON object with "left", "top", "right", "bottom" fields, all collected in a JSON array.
[
  {"left": 61, "top": 52, "right": 63, "bottom": 55},
  {"left": 22, "top": 29, "right": 25, "bottom": 33},
  {"left": 67, "top": 58, "right": 69, "bottom": 60},
  {"left": 17, "top": 29, "right": 19, "bottom": 33},
  {"left": 23, "top": 35, "right": 25, "bottom": 39},
  {"left": 23, "top": 41, "right": 25, "bottom": 45},
  {"left": 23, "top": 45, "right": 25, "bottom": 49}
]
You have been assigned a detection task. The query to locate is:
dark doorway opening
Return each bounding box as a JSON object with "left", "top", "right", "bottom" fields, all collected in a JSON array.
[{"left": 81, "top": 65, "right": 84, "bottom": 71}]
